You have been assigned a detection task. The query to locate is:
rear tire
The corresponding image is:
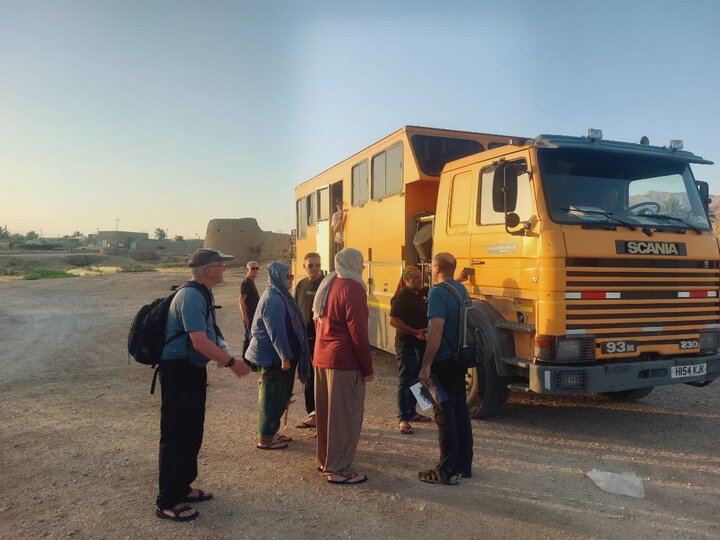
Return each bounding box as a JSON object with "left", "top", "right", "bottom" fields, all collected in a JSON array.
[
  {"left": 600, "top": 387, "right": 654, "bottom": 401},
  {"left": 466, "top": 353, "right": 509, "bottom": 418}
]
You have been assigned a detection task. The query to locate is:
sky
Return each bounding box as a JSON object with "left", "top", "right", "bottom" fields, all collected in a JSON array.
[{"left": 1, "top": 0, "right": 719, "bottom": 238}]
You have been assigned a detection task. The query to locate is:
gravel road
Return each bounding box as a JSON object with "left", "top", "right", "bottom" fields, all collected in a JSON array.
[{"left": 1, "top": 270, "right": 719, "bottom": 539}]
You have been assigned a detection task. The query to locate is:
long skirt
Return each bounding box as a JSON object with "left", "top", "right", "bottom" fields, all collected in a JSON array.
[
  {"left": 258, "top": 363, "right": 296, "bottom": 445},
  {"left": 314, "top": 366, "right": 366, "bottom": 474}
]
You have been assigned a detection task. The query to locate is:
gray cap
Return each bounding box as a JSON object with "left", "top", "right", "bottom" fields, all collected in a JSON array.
[{"left": 188, "top": 248, "right": 234, "bottom": 267}]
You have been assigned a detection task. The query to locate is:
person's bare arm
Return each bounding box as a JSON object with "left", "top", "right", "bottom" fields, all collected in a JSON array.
[
  {"left": 389, "top": 316, "right": 426, "bottom": 340},
  {"left": 239, "top": 294, "right": 250, "bottom": 325},
  {"left": 419, "top": 317, "right": 444, "bottom": 386},
  {"left": 188, "top": 331, "right": 250, "bottom": 377}
]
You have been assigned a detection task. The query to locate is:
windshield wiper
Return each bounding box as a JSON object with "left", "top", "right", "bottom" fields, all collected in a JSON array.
[
  {"left": 648, "top": 214, "right": 703, "bottom": 235},
  {"left": 561, "top": 208, "right": 650, "bottom": 235}
]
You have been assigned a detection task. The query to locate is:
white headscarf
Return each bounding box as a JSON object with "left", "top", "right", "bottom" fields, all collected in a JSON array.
[{"left": 312, "top": 247, "right": 366, "bottom": 320}]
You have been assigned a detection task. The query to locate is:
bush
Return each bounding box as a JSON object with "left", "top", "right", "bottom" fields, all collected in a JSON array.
[
  {"left": 129, "top": 250, "right": 160, "bottom": 262},
  {"left": 65, "top": 254, "right": 105, "bottom": 266},
  {"left": 22, "top": 269, "right": 76, "bottom": 280},
  {"left": 119, "top": 265, "right": 156, "bottom": 273}
]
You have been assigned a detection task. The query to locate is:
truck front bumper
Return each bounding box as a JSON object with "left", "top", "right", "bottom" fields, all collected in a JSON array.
[{"left": 528, "top": 353, "right": 720, "bottom": 394}]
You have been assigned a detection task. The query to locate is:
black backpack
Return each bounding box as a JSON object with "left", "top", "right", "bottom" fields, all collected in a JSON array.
[{"left": 127, "top": 281, "right": 214, "bottom": 391}]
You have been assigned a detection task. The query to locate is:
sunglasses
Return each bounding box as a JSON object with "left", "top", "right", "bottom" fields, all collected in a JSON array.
[
  {"left": 249, "top": 267, "right": 259, "bottom": 271},
  {"left": 306, "top": 263, "right": 321, "bottom": 269}
]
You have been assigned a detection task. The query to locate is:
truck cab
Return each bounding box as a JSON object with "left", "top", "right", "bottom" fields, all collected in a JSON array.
[{"left": 432, "top": 130, "right": 720, "bottom": 416}]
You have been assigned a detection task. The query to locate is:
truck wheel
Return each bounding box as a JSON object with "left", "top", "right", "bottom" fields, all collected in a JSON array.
[
  {"left": 600, "top": 387, "right": 654, "bottom": 401},
  {"left": 466, "top": 354, "right": 509, "bottom": 419}
]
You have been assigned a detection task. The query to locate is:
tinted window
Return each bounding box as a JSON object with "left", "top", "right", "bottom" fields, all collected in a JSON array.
[
  {"left": 352, "top": 161, "right": 369, "bottom": 206},
  {"left": 306, "top": 195, "right": 315, "bottom": 226},
  {"left": 372, "top": 143, "right": 403, "bottom": 200},
  {"left": 411, "top": 135, "right": 484, "bottom": 176},
  {"left": 296, "top": 199, "right": 307, "bottom": 239}
]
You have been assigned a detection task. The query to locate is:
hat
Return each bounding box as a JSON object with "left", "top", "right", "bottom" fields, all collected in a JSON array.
[{"left": 188, "top": 248, "right": 234, "bottom": 268}]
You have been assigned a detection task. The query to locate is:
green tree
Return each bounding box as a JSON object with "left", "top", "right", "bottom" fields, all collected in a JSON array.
[
  {"left": 0, "top": 226, "right": 8, "bottom": 239},
  {"left": 25, "top": 230, "right": 39, "bottom": 240},
  {"left": 174, "top": 235, "right": 185, "bottom": 242},
  {"left": 154, "top": 228, "right": 167, "bottom": 241},
  {"left": 660, "top": 197, "right": 687, "bottom": 216}
]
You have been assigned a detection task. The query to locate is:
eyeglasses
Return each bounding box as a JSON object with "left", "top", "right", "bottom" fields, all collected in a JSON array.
[
  {"left": 249, "top": 267, "right": 259, "bottom": 271},
  {"left": 306, "top": 263, "right": 321, "bottom": 269}
]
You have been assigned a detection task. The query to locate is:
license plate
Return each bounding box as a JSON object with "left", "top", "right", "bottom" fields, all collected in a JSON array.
[
  {"left": 671, "top": 363, "right": 707, "bottom": 378},
  {"left": 601, "top": 341, "right": 637, "bottom": 354}
]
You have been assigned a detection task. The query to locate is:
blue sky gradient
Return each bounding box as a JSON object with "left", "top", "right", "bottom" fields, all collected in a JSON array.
[{"left": 1, "top": 0, "right": 718, "bottom": 237}]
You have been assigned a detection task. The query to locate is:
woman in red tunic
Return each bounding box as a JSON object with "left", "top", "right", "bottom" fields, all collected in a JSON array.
[{"left": 312, "top": 248, "right": 373, "bottom": 484}]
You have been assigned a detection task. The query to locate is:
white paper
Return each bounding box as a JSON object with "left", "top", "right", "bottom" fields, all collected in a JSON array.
[
  {"left": 585, "top": 469, "right": 645, "bottom": 498},
  {"left": 410, "top": 382, "right": 433, "bottom": 411}
]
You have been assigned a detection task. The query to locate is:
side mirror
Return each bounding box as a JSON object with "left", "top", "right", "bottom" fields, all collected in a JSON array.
[{"left": 696, "top": 180, "right": 710, "bottom": 214}]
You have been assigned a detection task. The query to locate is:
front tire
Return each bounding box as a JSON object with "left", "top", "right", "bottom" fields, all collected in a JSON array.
[
  {"left": 466, "top": 353, "right": 509, "bottom": 418},
  {"left": 600, "top": 387, "right": 654, "bottom": 401}
]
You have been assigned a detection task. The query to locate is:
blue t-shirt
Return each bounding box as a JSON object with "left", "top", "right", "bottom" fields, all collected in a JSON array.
[
  {"left": 161, "top": 286, "right": 217, "bottom": 367},
  {"left": 427, "top": 279, "right": 468, "bottom": 362}
]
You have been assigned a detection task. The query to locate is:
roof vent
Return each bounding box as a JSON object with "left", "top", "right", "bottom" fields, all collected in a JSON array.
[{"left": 639, "top": 136, "right": 650, "bottom": 145}]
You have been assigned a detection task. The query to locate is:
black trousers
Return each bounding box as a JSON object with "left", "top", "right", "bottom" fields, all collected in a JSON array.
[
  {"left": 156, "top": 359, "right": 207, "bottom": 509},
  {"left": 432, "top": 359, "right": 473, "bottom": 477}
]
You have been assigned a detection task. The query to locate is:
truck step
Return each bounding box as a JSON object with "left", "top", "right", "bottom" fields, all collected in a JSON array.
[{"left": 507, "top": 383, "right": 530, "bottom": 392}]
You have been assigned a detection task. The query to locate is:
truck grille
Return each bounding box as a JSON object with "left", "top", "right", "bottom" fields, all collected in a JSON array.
[{"left": 565, "top": 258, "right": 720, "bottom": 357}]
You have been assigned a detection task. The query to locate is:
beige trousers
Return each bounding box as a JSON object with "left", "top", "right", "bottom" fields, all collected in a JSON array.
[{"left": 314, "top": 367, "right": 366, "bottom": 474}]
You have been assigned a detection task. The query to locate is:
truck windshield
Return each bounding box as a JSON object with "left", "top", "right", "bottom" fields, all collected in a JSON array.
[{"left": 538, "top": 148, "right": 711, "bottom": 231}]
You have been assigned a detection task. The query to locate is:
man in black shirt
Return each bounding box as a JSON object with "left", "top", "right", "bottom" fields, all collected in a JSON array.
[
  {"left": 238, "top": 260, "right": 260, "bottom": 368},
  {"left": 293, "top": 252, "right": 324, "bottom": 428},
  {"left": 389, "top": 265, "right": 430, "bottom": 434}
]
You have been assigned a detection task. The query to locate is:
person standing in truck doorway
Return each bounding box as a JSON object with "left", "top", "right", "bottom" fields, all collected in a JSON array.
[{"left": 331, "top": 199, "right": 345, "bottom": 251}]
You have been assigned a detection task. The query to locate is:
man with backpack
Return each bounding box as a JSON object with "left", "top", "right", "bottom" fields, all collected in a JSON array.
[
  {"left": 156, "top": 248, "right": 251, "bottom": 522},
  {"left": 418, "top": 252, "right": 473, "bottom": 485}
]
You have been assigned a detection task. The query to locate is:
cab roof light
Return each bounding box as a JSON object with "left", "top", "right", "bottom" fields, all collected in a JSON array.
[
  {"left": 586, "top": 129, "right": 603, "bottom": 140},
  {"left": 667, "top": 139, "right": 684, "bottom": 150}
]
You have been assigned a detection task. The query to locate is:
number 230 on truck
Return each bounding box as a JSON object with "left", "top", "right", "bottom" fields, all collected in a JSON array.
[{"left": 293, "top": 125, "right": 719, "bottom": 418}]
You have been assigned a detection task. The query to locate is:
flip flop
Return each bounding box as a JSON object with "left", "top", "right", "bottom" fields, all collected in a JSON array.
[
  {"left": 181, "top": 488, "right": 213, "bottom": 503},
  {"left": 155, "top": 504, "right": 199, "bottom": 522},
  {"left": 256, "top": 440, "right": 288, "bottom": 450},
  {"left": 399, "top": 422, "right": 414, "bottom": 435},
  {"left": 294, "top": 420, "right": 316, "bottom": 429},
  {"left": 326, "top": 472, "right": 368, "bottom": 485},
  {"left": 410, "top": 413, "right": 432, "bottom": 422},
  {"left": 275, "top": 435, "right": 293, "bottom": 443}
]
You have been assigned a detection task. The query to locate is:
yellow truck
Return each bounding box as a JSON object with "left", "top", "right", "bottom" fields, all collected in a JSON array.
[{"left": 294, "top": 125, "right": 719, "bottom": 417}]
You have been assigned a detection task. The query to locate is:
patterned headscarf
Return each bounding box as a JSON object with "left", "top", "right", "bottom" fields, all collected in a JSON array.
[
  {"left": 265, "top": 262, "right": 311, "bottom": 383},
  {"left": 312, "top": 248, "right": 366, "bottom": 320}
]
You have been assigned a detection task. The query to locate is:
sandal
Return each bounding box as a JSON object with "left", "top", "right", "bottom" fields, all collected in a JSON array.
[
  {"left": 181, "top": 488, "right": 213, "bottom": 503},
  {"left": 256, "top": 440, "right": 288, "bottom": 450},
  {"left": 398, "top": 422, "right": 414, "bottom": 435},
  {"left": 325, "top": 471, "right": 368, "bottom": 485},
  {"left": 275, "top": 435, "right": 293, "bottom": 443},
  {"left": 155, "top": 504, "right": 199, "bottom": 522},
  {"left": 410, "top": 413, "right": 432, "bottom": 422},
  {"left": 295, "top": 419, "right": 316, "bottom": 429},
  {"left": 418, "top": 469, "right": 459, "bottom": 485}
]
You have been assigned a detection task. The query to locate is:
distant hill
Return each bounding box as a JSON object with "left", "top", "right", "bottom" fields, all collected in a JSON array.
[{"left": 710, "top": 194, "right": 720, "bottom": 218}]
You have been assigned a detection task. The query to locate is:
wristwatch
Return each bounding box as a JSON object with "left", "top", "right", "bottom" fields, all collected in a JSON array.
[{"left": 225, "top": 357, "right": 236, "bottom": 368}]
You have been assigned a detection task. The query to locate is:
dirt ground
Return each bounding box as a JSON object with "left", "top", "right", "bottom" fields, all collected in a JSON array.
[{"left": 1, "top": 267, "right": 719, "bottom": 539}]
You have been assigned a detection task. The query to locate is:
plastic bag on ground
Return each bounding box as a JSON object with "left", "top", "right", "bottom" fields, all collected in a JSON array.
[{"left": 585, "top": 469, "right": 645, "bottom": 498}]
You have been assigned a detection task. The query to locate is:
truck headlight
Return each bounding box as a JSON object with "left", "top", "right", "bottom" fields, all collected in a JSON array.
[{"left": 699, "top": 331, "right": 719, "bottom": 353}]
